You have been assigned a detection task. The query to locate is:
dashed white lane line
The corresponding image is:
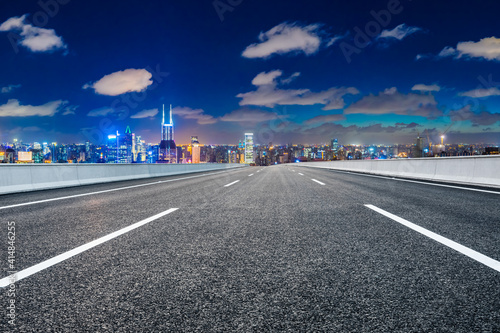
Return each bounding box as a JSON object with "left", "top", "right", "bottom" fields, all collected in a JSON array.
[
  {"left": 224, "top": 180, "right": 240, "bottom": 187},
  {"left": 248, "top": 174, "right": 254, "bottom": 177},
  {"left": 311, "top": 179, "right": 326, "bottom": 186},
  {"left": 298, "top": 173, "right": 304, "bottom": 176},
  {"left": 365, "top": 204, "right": 500, "bottom": 273},
  {"left": 292, "top": 170, "right": 295, "bottom": 172},
  {"left": 0, "top": 170, "right": 243, "bottom": 211},
  {"left": 0, "top": 208, "right": 179, "bottom": 288}
]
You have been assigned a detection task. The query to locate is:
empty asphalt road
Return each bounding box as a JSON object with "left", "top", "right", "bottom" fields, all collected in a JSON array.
[{"left": 1, "top": 165, "right": 499, "bottom": 332}]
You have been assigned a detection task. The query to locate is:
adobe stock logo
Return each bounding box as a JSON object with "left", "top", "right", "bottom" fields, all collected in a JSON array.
[
  {"left": 339, "top": 0, "right": 406, "bottom": 64},
  {"left": 213, "top": 0, "right": 243, "bottom": 22}
]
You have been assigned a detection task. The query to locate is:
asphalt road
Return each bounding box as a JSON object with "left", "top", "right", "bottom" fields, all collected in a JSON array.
[{"left": 0, "top": 165, "right": 499, "bottom": 332}]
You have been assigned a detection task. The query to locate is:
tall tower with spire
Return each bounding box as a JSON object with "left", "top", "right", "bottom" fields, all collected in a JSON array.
[{"left": 159, "top": 104, "right": 176, "bottom": 163}]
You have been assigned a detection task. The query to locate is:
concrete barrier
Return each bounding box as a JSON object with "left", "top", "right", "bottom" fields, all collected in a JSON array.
[
  {"left": 0, "top": 163, "right": 248, "bottom": 195},
  {"left": 295, "top": 155, "right": 500, "bottom": 188}
]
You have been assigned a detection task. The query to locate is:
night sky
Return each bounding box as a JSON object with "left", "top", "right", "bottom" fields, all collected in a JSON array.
[{"left": 0, "top": 0, "right": 500, "bottom": 145}]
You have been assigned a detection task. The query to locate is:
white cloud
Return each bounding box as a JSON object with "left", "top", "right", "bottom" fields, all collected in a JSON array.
[
  {"left": 280, "top": 72, "right": 300, "bottom": 85},
  {"left": 173, "top": 106, "right": 217, "bottom": 125},
  {"left": 238, "top": 70, "right": 359, "bottom": 110},
  {"left": 344, "top": 88, "right": 442, "bottom": 118},
  {"left": 220, "top": 108, "right": 286, "bottom": 123},
  {"left": 0, "top": 99, "right": 65, "bottom": 117},
  {"left": 326, "top": 34, "right": 346, "bottom": 47},
  {"left": 438, "top": 46, "right": 458, "bottom": 58},
  {"left": 0, "top": 14, "right": 66, "bottom": 52},
  {"left": 242, "top": 22, "right": 322, "bottom": 59},
  {"left": 458, "top": 87, "right": 500, "bottom": 98},
  {"left": 87, "top": 107, "right": 115, "bottom": 117},
  {"left": 62, "top": 105, "right": 78, "bottom": 116},
  {"left": 378, "top": 24, "right": 422, "bottom": 41},
  {"left": 411, "top": 84, "right": 441, "bottom": 92},
  {"left": 130, "top": 108, "right": 159, "bottom": 119},
  {"left": 251, "top": 70, "right": 283, "bottom": 86},
  {"left": 0, "top": 15, "right": 26, "bottom": 31},
  {"left": 438, "top": 37, "right": 500, "bottom": 61},
  {"left": 83, "top": 69, "right": 153, "bottom": 96},
  {"left": 304, "top": 114, "right": 345, "bottom": 125},
  {"left": 448, "top": 105, "right": 500, "bottom": 125},
  {"left": 1, "top": 84, "right": 21, "bottom": 93}
]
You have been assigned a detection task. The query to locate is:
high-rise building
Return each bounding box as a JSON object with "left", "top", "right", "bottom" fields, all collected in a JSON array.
[
  {"left": 331, "top": 138, "right": 339, "bottom": 154},
  {"left": 107, "top": 134, "right": 118, "bottom": 163},
  {"left": 122, "top": 126, "right": 135, "bottom": 163},
  {"left": 414, "top": 135, "right": 425, "bottom": 158},
  {"left": 159, "top": 104, "right": 176, "bottom": 163},
  {"left": 244, "top": 133, "right": 254, "bottom": 164}
]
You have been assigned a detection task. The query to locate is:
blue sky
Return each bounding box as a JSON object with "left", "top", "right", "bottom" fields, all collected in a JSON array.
[{"left": 0, "top": 0, "right": 499, "bottom": 145}]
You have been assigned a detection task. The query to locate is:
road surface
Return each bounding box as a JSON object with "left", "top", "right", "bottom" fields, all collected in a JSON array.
[{"left": 1, "top": 165, "right": 499, "bottom": 332}]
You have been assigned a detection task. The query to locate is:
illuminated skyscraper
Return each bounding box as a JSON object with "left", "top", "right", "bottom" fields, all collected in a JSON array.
[
  {"left": 159, "top": 104, "right": 176, "bottom": 163},
  {"left": 244, "top": 133, "right": 254, "bottom": 164},
  {"left": 331, "top": 138, "right": 339, "bottom": 154}
]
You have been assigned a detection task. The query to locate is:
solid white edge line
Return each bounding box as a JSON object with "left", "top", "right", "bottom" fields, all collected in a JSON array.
[
  {"left": 311, "top": 179, "right": 326, "bottom": 186},
  {"left": 0, "top": 168, "right": 245, "bottom": 211},
  {"left": 330, "top": 169, "right": 500, "bottom": 195},
  {"left": 365, "top": 204, "right": 500, "bottom": 273},
  {"left": 224, "top": 180, "right": 240, "bottom": 187},
  {"left": 0, "top": 208, "right": 179, "bottom": 288}
]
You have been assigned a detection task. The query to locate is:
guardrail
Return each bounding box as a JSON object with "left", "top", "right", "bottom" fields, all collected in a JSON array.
[
  {"left": 295, "top": 155, "right": 500, "bottom": 188},
  {"left": 0, "top": 163, "right": 248, "bottom": 195}
]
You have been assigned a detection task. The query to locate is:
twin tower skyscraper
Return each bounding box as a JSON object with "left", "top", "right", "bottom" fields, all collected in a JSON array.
[{"left": 159, "top": 104, "right": 176, "bottom": 163}]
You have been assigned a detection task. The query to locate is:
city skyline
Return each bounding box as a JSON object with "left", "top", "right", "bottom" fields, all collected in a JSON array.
[{"left": 1, "top": 1, "right": 500, "bottom": 145}]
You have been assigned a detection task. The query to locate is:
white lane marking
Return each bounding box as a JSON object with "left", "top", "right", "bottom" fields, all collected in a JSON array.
[
  {"left": 248, "top": 174, "right": 254, "bottom": 177},
  {"left": 311, "top": 179, "right": 326, "bottom": 186},
  {"left": 332, "top": 170, "right": 500, "bottom": 195},
  {"left": 292, "top": 170, "right": 295, "bottom": 172},
  {"left": 298, "top": 173, "right": 304, "bottom": 176},
  {"left": 365, "top": 204, "right": 500, "bottom": 273},
  {"left": 224, "top": 180, "right": 240, "bottom": 187},
  {"left": 0, "top": 208, "right": 179, "bottom": 288},
  {"left": 0, "top": 169, "right": 244, "bottom": 211}
]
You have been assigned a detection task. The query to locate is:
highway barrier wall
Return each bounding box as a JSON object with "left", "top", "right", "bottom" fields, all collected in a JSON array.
[
  {"left": 295, "top": 155, "right": 500, "bottom": 188},
  {"left": 0, "top": 163, "right": 248, "bottom": 195}
]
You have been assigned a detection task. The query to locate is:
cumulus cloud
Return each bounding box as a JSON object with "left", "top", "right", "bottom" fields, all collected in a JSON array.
[
  {"left": 448, "top": 105, "right": 500, "bottom": 126},
  {"left": 344, "top": 88, "right": 442, "bottom": 118},
  {"left": 411, "top": 84, "right": 441, "bottom": 92},
  {"left": 173, "top": 106, "right": 216, "bottom": 125},
  {"left": 0, "top": 99, "right": 66, "bottom": 117},
  {"left": 220, "top": 108, "right": 287, "bottom": 123},
  {"left": 378, "top": 24, "right": 422, "bottom": 41},
  {"left": 130, "top": 108, "right": 159, "bottom": 119},
  {"left": 0, "top": 14, "right": 67, "bottom": 52},
  {"left": 252, "top": 70, "right": 284, "bottom": 86},
  {"left": 238, "top": 70, "right": 359, "bottom": 110},
  {"left": 87, "top": 107, "right": 115, "bottom": 117},
  {"left": 438, "top": 37, "right": 500, "bottom": 61},
  {"left": 1, "top": 84, "right": 21, "bottom": 93},
  {"left": 458, "top": 87, "right": 500, "bottom": 98},
  {"left": 242, "top": 22, "right": 322, "bottom": 58},
  {"left": 304, "top": 114, "right": 345, "bottom": 125},
  {"left": 83, "top": 69, "right": 153, "bottom": 96}
]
